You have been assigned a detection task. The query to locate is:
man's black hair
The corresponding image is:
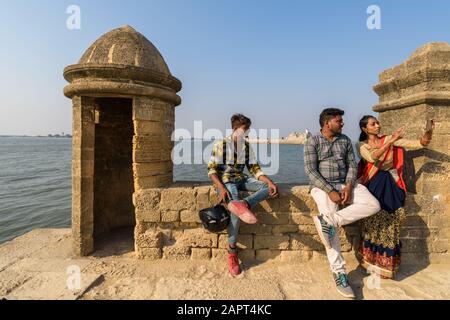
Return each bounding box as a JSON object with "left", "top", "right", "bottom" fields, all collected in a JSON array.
[
  {"left": 319, "top": 108, "right": 345, "bottom": 128},
  {"left": 231, "top": 113, "right": 252, "bottom": 130}
]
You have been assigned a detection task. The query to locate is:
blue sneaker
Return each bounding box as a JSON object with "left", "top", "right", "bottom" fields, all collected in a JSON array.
[
  {"left": 313, "top": 215, "right": 335, "bottom": 250},
  {"left": 333, "top": 272, "right": 356, "bottom": 299}
]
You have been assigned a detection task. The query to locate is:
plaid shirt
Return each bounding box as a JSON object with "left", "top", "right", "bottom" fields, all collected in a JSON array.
[
  {"left": 304, "top": 132, "right": 357, "bottom": 193},
  {"left": 207, "top": 137, "right": 264, "bottom": 183}
]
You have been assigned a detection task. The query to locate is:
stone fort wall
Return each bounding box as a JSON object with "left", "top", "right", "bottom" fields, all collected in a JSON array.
[{"left": 133, "top": 183, "right": 449, "bottom": 264}]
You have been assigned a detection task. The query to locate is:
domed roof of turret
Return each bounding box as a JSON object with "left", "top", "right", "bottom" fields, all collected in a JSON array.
[
  {"left": 63, "top": 25, "right": 182, "bottom": 102},
  {"left": 78, "top": 25, "right": 171, "bottom": 75}
]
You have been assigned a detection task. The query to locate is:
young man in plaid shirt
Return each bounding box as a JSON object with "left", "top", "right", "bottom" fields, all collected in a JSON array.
[
  {"left": 208, "top": 114, "right": 278, "bottom": 276},
  {"left": 304, "top": 108, "right": 380, "bottom": 299}
]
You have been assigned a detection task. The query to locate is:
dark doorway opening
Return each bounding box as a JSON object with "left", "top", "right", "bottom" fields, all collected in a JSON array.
[{"left": 93, "top": 98, "right": 135, "bottom": 253}]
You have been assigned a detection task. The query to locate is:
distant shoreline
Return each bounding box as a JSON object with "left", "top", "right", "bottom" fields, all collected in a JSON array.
[
  {"left": 0, "top": 136, "right": 304, "bottom": 144},
  {"left": 0, "top": 135, "right": 72, "bottom": 138},
  {"left": 175, "top": 138, "right": 305, "bottom": 145}
]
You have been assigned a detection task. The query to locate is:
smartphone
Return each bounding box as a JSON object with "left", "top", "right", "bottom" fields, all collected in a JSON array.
[{"left": 425, "top": 119, "right": 434, "bottom": 132}]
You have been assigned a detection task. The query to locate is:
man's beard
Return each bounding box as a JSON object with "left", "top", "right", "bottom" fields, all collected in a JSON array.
[{"left": 331, "top": 127, "right": 342, "bottom": 135}]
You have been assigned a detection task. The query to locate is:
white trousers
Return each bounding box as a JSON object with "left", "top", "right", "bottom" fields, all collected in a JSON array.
[{"left": 311, "top": 183, "right": 381, "bottom": 273}]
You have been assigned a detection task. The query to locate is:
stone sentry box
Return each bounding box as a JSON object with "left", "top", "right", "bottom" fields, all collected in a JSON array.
[
  {"left": 64, "top": 26, "right": 181, "bottom": 255},
  {"left": 64, "top": 26, "right": 449, "bottom": 264}
]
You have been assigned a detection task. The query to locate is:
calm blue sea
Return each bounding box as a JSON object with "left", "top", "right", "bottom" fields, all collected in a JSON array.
[{"left": 0, "top": 137, "right": 308, "bottom": 244}]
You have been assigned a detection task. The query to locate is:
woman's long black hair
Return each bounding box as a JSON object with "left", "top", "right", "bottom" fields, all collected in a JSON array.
[{"left": 359, "top": 115, "right": 377, "bottom": 142}]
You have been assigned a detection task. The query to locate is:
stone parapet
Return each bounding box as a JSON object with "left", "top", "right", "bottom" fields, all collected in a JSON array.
[{"left": 133, "top": 183, "right": 448, "bottom": 263}]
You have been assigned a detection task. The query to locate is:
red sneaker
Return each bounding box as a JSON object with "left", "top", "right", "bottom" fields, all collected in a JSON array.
[
  {"left": 227, "top": 201, "right": 258, "bottom": 224},
  {"left": 228, "top": 252, "right": 241, "bottom": 276}
]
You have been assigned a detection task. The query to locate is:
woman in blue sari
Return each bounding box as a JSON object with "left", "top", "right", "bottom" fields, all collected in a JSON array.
[{"left": 356, "top": 115, "right": 434, "bottom": 278}]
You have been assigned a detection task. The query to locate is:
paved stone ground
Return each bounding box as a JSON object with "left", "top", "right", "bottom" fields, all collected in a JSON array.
[{"left": 0, "top": 229, "right": 449, "bottom": 300}]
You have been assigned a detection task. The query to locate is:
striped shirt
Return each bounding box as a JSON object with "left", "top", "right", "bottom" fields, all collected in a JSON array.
[
  {"left": 207, "top": 137, "right": 264, "bottom": 183},
  {"left": 304, "top": 132, "right": 357, "bottom": 193}
]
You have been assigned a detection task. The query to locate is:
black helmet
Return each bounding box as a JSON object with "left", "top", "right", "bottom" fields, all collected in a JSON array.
[{"left": 199, "top": 205, "right": 230, "bottom": 233}]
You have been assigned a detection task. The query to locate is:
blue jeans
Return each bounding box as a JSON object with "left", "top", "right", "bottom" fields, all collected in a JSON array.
[{"left": 216, "top": 177, "right": 270, "bottom": 245}]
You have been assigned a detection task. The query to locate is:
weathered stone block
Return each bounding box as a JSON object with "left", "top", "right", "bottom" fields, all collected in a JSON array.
[
  {"left": 180, "top": 210, "right": 201, "bottom": 223},
  {"left": 133, "top": 162, "right": 173, "bottom": 178},
  {"left": 134, "top": 221, "right": 158, "bottom": 235},
  {"left": 160, "top": 187, "right": 196, "bottom": 211},
  {"left": 179, "top": 222, "right": 200, "bottom": 229},
  {"left": 137, "top": 247, "right": 162, "bottom": 260},
  {"left": 133, "top": 135, "right": 173, "bottom": 163},
  {"left": 133, "top": 97, "right": 170, "bottom": 121},
  {"left": 254, "top": 235, "right": 289, "bottom": 250},
  {"left": 239, "top": 224, "right": 272, "bottom": 235},
  {"left": 239, "top": 249, "right": 256, "bottom": 261},
  {"left": 161, "top": 210, "right": 180, "bottom": 223},
  {"left": 297, "top": 225, "right": 317, "bottom": 235},
  {"left": 290, "top": 186, "right": 315, "bottom": 212},
  {"left": 218, "top": 234, "right": 253, "bottom": 249},
  {"left": 272, "top": 225, "right": 299, "bottom": 235},
  {"left": 135, "top": 230, "right": 163, "bottom": 248},
  {"left": 182, "top": 229, "right": 218, "bottom": 248},
  {"left": 160, "top": 229, "right": 184, "bottom": 246},
  {"left": 256, "top": 212, "right": 290, "bottom": 225},
  {"left": 253, "top": 198, "right": 279, "bottom": 213},
  {"left": 137, "top": 209, "right": 161, "bottom": 223},
  {"left": 290, "top": 212, "right": 313, "bottom": 225},
  {"left": 290, "top": 234, "right": 323, "bottom": 251},
  {"left": 133, "top": 189, "right": 161, "bottom": 211},
  {"left": 162, "top": 245, "right": 191, "bottom": 260},
  {"left": 133, "top": 134, "right": 172, "bottom": 149},
  {"left": 195, "top": 186, "right": 213, "bottom": 211},
  {"left": 134, "top": 120, "right": 165, "bottom": 136},
  {"left": 134, "top": 174, "right": 173, "bottom": 190}
]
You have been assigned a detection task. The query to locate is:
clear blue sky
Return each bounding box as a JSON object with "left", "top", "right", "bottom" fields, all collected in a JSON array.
[{"left": 0, "top": 0, "right": 449, "bottom": 139}]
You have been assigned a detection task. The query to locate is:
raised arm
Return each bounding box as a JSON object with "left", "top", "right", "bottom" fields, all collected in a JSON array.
[{"left": 358, "top": 142, "right": 376, "bottom": 163}]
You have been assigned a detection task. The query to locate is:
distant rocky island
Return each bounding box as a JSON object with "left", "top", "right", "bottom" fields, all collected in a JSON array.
[
  {"left": 248, "top": 130, "right": 309, "bottom": 145},
  {"left": 45, "top": 133, "right": 72, "bottom": 138}
]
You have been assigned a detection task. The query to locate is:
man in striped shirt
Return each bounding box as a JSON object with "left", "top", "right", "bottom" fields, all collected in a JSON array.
[
  {"left": 304, "top": 108, "right": 380, "bottom": 299},
  {"left": 208, "top": 114, "right": 278, "bottom": 276}
]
